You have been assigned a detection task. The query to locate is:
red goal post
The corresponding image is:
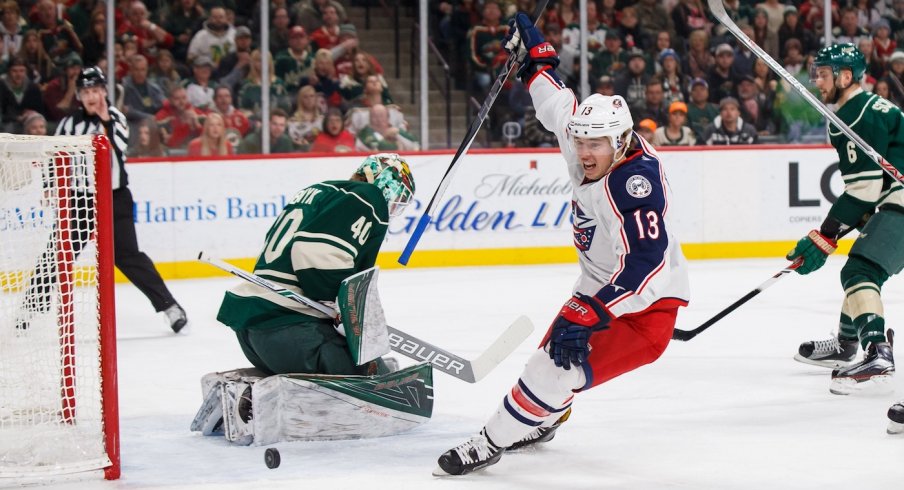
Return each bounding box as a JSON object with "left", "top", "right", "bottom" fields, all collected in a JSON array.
[{"left": 0, "top": 134, "right": 119, "bottom": 481}]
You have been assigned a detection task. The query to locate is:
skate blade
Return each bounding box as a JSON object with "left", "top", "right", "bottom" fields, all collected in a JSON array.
[
  {"left": 829, "top": 374, "right": 894, "bottom": 396},
  {"left": 793, "top": 354, "right": 854, "bottom": 369},
  {"left": 886, "top": 420, "right": 904, "bottom": 435},
  {"left": 432, "top": 466, "right": 454, "bottom": 477}
]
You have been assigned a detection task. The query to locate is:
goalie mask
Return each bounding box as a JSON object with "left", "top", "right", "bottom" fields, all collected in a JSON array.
[
  {"left": 355, "top": 153, "right": 415, "bottom": 217},
  {"left": 567, "top": 94, "right": 634, "bottom": 176}
]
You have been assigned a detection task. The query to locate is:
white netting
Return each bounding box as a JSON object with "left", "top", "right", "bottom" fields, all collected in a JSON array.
[{"left": 0, "top": 134, "right": 112, "bottom": 478}]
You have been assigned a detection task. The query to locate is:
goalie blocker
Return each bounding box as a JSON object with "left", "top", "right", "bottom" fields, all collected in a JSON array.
[{"left": 191, "top": 363, "right": 434, "bottom": 445}]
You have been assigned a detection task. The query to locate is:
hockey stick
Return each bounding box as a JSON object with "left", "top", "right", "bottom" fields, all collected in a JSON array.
[
  {"left": 672, "top": 227, "right": 857, "bottom": 341},
  {"left": 198, "top": 253, "right": 534, "bottom": 382},
  {"left": 707, "top": 0, "right": 904, "bottom": 187},
  {"left": 671, "top": 260, "right": 802, "bottom": 341},
  {"left": 397, "top": 0, "right": 549, "bottom": 266}
]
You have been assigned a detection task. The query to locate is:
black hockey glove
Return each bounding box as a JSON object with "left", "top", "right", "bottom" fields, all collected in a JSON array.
[
  {"left": 548, "top": 293, "right": 611, "bottom": 370},
  {"left": 503, "top": 12, "right": 560, "bottom": 79}
]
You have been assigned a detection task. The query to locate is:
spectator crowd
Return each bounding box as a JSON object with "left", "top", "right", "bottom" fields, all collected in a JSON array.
[
  {"left": 4, "top": 0, "right": 904, "bottom": 152},
  {"left": 0, "top": 0, "right": 419, "bottom": 156},
  {"left": 433, "top": 0, "right": 904, "bottom": 146}
]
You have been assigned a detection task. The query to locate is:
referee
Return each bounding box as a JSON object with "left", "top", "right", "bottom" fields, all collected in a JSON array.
[{"left": 19, "top": 67, "right": 187, "bottom": 333}]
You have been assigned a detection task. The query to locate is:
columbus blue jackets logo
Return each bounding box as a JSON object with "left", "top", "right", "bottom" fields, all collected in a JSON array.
[
  {"left": 626, "top": 175, "right": 652, "bottom": 198},
  {"left": 572, "top": 201, "right": 596, "bottom": 251}
]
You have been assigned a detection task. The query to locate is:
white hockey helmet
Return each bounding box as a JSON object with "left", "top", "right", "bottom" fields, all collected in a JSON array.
[{"left": 567, "top": 94, "right": 634, "bottom": 163}]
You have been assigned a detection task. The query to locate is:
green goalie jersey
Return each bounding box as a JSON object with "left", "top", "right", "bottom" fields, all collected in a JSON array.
[
  {"left": 828, "top": 90, "right": 904, "bottom": 226},
  {"left": 217, "top": 180, "right": 389, "bottom": 331}
]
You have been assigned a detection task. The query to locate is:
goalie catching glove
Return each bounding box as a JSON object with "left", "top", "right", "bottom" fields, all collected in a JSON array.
[
  {"left": 548, "top": 293, "right": 611, "bottom": 370},
  {"left": 503, "top": 12, "right": 560, "bottom": 80},
  {"left": 787, "top": 230, "right": 837, "bottom": 275}
]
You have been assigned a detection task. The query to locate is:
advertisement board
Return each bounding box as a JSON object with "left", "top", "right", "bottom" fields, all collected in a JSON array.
[{"left": 109, "top": 146, "right": 846, "bottom": 277}]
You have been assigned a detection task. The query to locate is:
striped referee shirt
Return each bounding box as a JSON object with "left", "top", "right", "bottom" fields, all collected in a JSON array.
[{"left": 54, "top": 106, "right": 130, "bottom": 190}]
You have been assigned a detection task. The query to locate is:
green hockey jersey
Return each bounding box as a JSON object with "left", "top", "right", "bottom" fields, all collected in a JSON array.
[
  {"left": 218, "top": 180, "right": 389, "bottom": 331},
  {"left": 827, "top": 89, "right": 904, "bottom": 226}
]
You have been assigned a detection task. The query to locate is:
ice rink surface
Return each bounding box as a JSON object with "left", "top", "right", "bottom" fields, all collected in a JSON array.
[{"left": 29, "top": 257, "right": 904, "bottom": 489}]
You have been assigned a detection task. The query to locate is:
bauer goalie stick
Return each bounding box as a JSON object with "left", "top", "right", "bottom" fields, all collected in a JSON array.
[
  {"left": 708, "top": 0, "right": 904, "bottom": 187},
  {"left": 397, "top": 0, "right": 549, "bottom": 266},
  {"left": 198, "top": 252, "right": 534, "bottom": 382},
  {"left": 672, "top": 227, "right": 856, "bottom": 341}
]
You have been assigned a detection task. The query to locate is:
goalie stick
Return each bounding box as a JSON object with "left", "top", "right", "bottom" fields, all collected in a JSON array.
[
  {"left": 198, "top": 252, "right": 534, "bottom": 382},
  {"left": 708, "top": 0, "right": 904, "bottom": 186},
  {"left": 397, "top": 0, "right": 549, "bottom": 266}
]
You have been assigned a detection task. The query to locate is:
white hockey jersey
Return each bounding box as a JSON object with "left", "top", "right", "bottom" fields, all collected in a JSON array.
[{"left": 529, "top": 69, "right": 690, "bottom": 317}]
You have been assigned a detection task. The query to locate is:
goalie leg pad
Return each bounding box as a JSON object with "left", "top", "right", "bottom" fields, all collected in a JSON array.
[
  {"left": 190, "top": 380, "right": 224, "bottom": 436},
  {"left": 222, "top": 380, "right": 255, "bottom": 446},
  {"left": 250, "top": 362, "right": 434, "bottom": 446},
  {"left": 192, "top": 369, "right": 267, "bottom": 436},
  {"left": 484, "top": 349, "right": 581, "bottom": 448}
]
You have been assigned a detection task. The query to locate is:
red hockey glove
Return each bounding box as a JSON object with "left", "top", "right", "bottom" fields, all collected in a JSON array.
[{"left": 548, "top": 293, "right": 611, "bottom": 370}]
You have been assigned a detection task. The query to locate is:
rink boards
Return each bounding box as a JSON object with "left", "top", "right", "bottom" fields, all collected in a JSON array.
[{"left": 121, "top": 145, "right": 847, "bottom": 279}]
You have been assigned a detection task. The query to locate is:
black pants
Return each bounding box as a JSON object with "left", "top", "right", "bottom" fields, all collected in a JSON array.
[{"left": 23, "top": 187, "right": 176, "bottom": 314}]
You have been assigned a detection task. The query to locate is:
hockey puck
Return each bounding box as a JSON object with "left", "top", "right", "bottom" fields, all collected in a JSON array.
[{"left": 264, "top": 448, "right": 281, "bottom": 469}]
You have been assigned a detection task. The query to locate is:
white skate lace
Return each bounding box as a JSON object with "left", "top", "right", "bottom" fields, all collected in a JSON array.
[
  {"left": 813, "top": 337, "right": 842, "bottom": 355},
  {"left": 453, "top": 435, "right": 496, "bottom": 465},
  {"left": 516, "top": 428, "right": 542, "bottom": 444}
]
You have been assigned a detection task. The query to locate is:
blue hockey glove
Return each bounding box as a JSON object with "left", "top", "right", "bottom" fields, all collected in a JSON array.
[
  {"left": 548, "top": 293, "right": 611, "bottom": 370},
  {"left": 503, "top": 12, "right": 559, "bottom": 78},
  {"left": 786, "top": 230, "right": 837, "bottom": 275}
]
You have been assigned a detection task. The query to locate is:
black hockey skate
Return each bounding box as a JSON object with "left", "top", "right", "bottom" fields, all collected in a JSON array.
[
  {"left": 830, "top": 342, "right": 894, "bottom": 395},
  {"left": 888, "top": 401, "right": 904, "bottom": 435},
  {"left": 507, "top": 407, "right": 571, "bottom": 451},
  {"left": 794, "top": 336, "right": 858, "bottom": 368},
  {"left": 434, "top": 430, "right": 504, "bottom": 476},
  {"left": 164, "top": 303, "right": 188, "bottom": 333}
]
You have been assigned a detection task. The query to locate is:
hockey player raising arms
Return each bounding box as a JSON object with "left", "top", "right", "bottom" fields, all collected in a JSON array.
[
  {"left": 434, "top": 13, "right": 689, "bottom": 476},
  {"left": 788, "top": 44, "right": 902, "bottom": 396}
]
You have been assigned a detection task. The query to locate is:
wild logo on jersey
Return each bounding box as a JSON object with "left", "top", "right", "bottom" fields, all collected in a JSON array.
[{"left": 572, "top": 201, "right": 596, "bottom": 251}]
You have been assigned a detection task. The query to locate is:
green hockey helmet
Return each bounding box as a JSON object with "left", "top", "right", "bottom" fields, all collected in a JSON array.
[
  {"left": 810, "top": 43, "right": 867, "bottom": 81},
  {"left": 355, "top": 153, "right": 415, "bottom": 217}
]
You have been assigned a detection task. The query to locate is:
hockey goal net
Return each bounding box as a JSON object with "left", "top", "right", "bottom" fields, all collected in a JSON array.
[{"left": 0, "top": 134, "right": 119, "bottom": 480}]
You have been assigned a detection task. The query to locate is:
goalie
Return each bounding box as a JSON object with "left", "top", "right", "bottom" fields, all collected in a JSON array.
[{"left": 192, "top": 154, "right": 433, "bottom": 445}]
